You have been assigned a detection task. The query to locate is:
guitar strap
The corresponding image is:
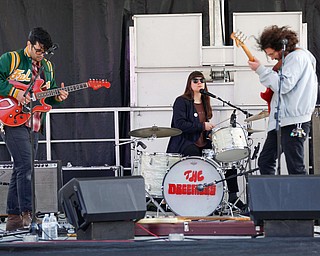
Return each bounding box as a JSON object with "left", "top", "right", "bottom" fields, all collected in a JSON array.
[{"left": 8, "top": 51, "right": 21, "bottom": 77}]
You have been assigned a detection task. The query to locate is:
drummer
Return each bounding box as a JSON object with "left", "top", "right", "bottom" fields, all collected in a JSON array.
[
  {"left": 166, "top": 70, "right": 214, "bottom": 156},
  {"left": 166, "top": 71, "right": 246, "bottom": 211}
]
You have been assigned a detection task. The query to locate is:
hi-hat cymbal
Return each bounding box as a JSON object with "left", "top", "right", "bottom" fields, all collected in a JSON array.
[
  {"left": 129, "top": 126, "right": 182, "bottom": 138},
  {"left": 246, "top": 128, "right": 265, "bottom": 134},
  {"left": 245, "top": 110, "right": 270, "bottom": 122}
]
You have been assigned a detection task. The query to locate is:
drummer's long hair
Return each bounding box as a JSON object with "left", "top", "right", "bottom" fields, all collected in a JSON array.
[{"left": 183, "top": 71, "right": 213, "bottom": 120}]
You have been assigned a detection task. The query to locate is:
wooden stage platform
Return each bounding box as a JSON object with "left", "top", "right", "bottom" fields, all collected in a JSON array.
[{"left": 135, "top": 216, "right": 262, "bottom": 237}]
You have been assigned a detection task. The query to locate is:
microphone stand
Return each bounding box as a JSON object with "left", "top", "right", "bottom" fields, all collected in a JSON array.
[
  {"left": 24, "top": 51, "right": 56, "bottom": 236},
  {"left": 275, "top": 43, "right": 286, "bottom": 175},
  {"left": 202, "top": 91, "right": 253, "bottom": 118}
]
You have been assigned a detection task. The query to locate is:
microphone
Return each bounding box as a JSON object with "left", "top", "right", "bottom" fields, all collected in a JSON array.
[
  {"left": 230, "top": 109, "right": 237, "bottom": 128},
  {"left": 199, "top": 89, "right": 217, "bottom": 98},
  {"left": 137, "top": 141, "right": 147, "bottom": 149},
  {"left": 281, "top": 38, "right": 288, "bottom": 45},
  {"left": 196, "top": 181, "right": 215, "bottom": 191},
  {"left": 45, "top": 43, "right": 59, "bottom": 55},
  {"left": 251, "top": 142, "right": 260, "bottom": 160}
]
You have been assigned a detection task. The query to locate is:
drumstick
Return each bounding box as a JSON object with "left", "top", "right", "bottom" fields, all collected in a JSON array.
[{"left": 213, "top": 118, "right": 230, "bottom": 128}]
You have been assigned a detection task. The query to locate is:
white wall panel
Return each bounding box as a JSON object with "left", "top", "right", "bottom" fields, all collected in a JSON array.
[
  {"left": 133, "top": 14, "right": 202, "bottom": 68},
  {"left": 233, "top": 70, "right": 266, "bottom": 106},
  {"left": 233, "top": 12, "right": 302, "bottom": 66},
  {"left": 135, "top": 71, "right": 190, "bottom": 107}
]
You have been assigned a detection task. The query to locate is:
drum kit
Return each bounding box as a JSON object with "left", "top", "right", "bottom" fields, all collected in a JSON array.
[{"left": 128, "top": 110, "right": 268, "bottom": 217}]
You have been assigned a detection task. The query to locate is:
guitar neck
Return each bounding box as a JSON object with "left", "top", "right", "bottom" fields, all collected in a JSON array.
[
  {"left": 36, "top": 82, "right": 89, "bottom": 99},
  {"left": 242, "top": 45, "right": 254, "bottom": 61}
]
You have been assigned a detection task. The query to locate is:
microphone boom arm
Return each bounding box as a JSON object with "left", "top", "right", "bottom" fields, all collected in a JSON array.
[{"left": 200, "top": 89, "right": 252, "bottom": 117}]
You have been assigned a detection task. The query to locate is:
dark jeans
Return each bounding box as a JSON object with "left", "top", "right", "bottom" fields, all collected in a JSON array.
[
  {"left": 182, "top": 143, "right": 211, "bottom": 157},
  {"left": 258, "top": 122, "right": 310, "bottom": 175},
  {"left": 2, "top": 125, "right": 39, "bottom": 215}
]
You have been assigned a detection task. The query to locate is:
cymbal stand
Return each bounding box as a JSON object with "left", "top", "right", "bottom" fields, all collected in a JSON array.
[
  {"left": 116, "top": 138, "right": 144, "bottom": 175},
  {"left": 117, "top": 138, "right": 168, "bottom": 216},
  {"left": 217, "top": 161, "right": 248, "bottom": 217},
  {"left": 201, "top": 161, "right": 259, "bottom": 216},
  {"left": 145, "top": 191, "right": 168, "bottom": 217}
]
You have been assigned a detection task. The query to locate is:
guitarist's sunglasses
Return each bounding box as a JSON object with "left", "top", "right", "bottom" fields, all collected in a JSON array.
[
  {"left": 32, "top": 45, "right": 45, "bottom": 55},
  {"left": 192, "top": 78, "right": 205, "bottom": 83}
]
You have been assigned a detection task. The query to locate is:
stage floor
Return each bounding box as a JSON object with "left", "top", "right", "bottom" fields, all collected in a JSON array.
[{"left": 1, "top": 214, "right": 320, "bottom": 256}]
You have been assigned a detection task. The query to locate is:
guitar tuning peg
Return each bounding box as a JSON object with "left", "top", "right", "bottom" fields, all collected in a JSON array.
[{"left": 240, "top": 34, "right": 247, "bottom": 43}]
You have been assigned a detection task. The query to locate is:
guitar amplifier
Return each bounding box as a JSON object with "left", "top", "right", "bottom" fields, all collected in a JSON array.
[
  {"left": 61, "top": 165, "right": 123, "bottom": 187},
  {"left": 0, "top": 160, "right": 61, "bottom": 215}
]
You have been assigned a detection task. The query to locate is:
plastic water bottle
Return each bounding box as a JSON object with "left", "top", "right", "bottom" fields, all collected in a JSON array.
[
  {"left": 41, "top": 214, "right": 50, "bottom": 240},
  {"left": 49, "top": 213, "right": 58, "bottom": 239}
]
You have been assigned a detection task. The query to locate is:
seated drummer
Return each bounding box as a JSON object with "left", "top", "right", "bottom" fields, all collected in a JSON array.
[
  {"left": 166, "top": 71, "right": 214, "bottom": 156},
  {"left": 166, "top": 70, "right": 246, "bottom": 211}
]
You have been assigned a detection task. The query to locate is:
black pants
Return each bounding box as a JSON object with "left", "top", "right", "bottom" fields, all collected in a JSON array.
[
  {"left": 258, "top": 122, "right": 310, "bottom": 175},
  {"left": 182, "top": 143, "right": 211, "bottom": 157}
]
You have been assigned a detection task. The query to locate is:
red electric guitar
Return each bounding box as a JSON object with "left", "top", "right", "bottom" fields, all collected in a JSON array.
[
  {"left": 231, "top": 31, "right": 273, "bottom": 113},
  {"left": 0, "top": 79, "right": 111, "bottom": 127}
]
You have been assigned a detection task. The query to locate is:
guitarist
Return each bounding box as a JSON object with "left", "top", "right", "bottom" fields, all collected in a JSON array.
[
  {"left": 248, "top": 25, "right": 317, "bottom": 176},
  {"left": 0, "top": 27, "right": 68, "bottom": 231}
]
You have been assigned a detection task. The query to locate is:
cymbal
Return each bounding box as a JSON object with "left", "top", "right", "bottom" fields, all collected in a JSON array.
[
  {"left": 129, "top": 126, "right": 182, "bottom": 138},
  {"left": 245, "top": 110, "right": 269, "bottom": 122},
  {"left": 246, "top": 128, "right": 265, "bottom": 134}
]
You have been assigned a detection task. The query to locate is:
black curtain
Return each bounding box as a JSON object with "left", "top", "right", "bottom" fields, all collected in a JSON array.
[{"left": 0, "top": 0, "right": 319, "bottom": 168}]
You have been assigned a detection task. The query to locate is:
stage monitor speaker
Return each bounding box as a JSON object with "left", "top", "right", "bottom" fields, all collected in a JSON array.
[
  {"left": 59, "top": 176, "right": 146, "bottom": 230},
  {"left": 248, "top": 175, "right": 320, "bottom": 221},
  {"left": 0, "top": 161, "right": 61, "bottom": 215}
]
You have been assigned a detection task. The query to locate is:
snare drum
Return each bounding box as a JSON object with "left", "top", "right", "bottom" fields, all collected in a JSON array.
[
  {"left": 211, "top": 126, "right": 249, "bottom": 162},
  {"left": 136, "top": 152, "right": 181, "bottom": 197},
  {"left": 162, "top": 157, "right": 224, "bottom": 216},
  {"left": 202, "top": 149, "right": 215, "bottom": 159}
]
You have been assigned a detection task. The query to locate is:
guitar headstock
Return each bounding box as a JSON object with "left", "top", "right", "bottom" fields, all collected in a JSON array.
[
  {"left": 230, "top": 31, "right": 247, "bottom": 48},
  {"left": 87, "top": 79, "right": 111, "bottom": 90},
  {"left": 230, "top": 31, "right": 254, "bottom": 61}
]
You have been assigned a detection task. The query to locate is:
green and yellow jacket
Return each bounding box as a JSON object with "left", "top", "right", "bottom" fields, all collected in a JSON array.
[{"left": 0, "top": 47, "right": 62, "bottom": 127}]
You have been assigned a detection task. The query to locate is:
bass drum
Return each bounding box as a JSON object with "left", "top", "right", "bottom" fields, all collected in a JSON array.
[
  {"left": 136, "top": 152, "right": 181, "bottom": 197},
  {"left": 162, "top": 157, "right": 224, "bottom": 216}
]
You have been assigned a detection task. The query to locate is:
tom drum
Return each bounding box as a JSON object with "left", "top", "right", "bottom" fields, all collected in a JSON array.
[{"left": 211, "top": 126, "right": 249, "bottom": 162}]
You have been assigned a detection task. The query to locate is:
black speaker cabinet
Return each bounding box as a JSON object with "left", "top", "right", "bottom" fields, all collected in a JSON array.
[
  {"left": 248, "top": 175, "right": 320, "bottom": 221},
  {"left": 59, "top": 176, "right": 146, "bottom": 230},
  {"left": 0, "top": 160, "right": 61, "bottom": 215}
]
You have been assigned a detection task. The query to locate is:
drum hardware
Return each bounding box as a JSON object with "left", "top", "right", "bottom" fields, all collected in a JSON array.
[
  {"left": 128, "top": 125, "right": 182, "bottom": 138},
  {"left": 145, "top": 190, "right": 168, "bottom": 217},
  {"left": 244, "top": 110, "right": 269, "bottom": 122},
  {"left": 246, "top": 128, "right": 265, "bottom": 134},
  {"left": 251, "top": 142, "right": 261, "bottom": 160},
  {"left": 196, "top": 167, "right": 259, "bottom": 192},
  {"left": 197, "top": 166, "right": 259, "bottom": 217}
]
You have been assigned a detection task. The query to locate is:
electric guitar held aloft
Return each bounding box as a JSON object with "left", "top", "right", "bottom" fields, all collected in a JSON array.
[
  {"left": 0, "top": 79, "right": 111, "bottom": 127},
  {"left": 230, "top": 31, "right": 273, "bottom": 112}
]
